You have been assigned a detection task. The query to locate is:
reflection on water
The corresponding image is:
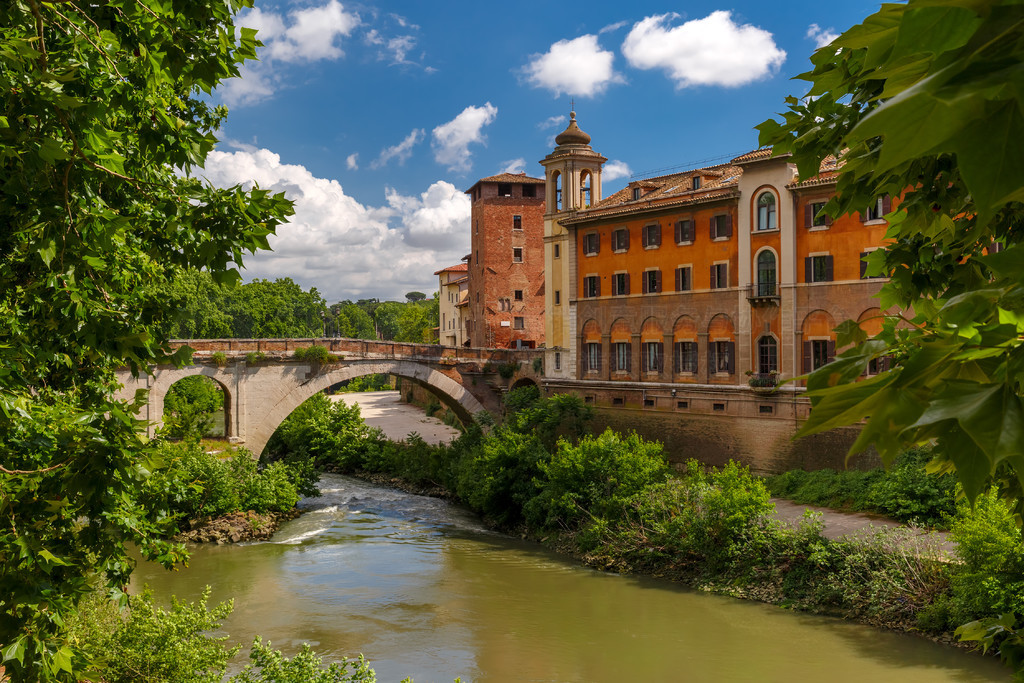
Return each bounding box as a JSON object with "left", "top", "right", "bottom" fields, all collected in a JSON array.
[{"left": 131, "top": 474, "right": 1008, "bottom": 682}]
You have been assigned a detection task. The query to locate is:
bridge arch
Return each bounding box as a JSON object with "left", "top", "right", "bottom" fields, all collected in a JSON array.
[
  {"left": 146, "top": 366, "right": 237, "bottom": 440},
  {"left": 246, "top": 360, "right": 487, "bottom": 457}
]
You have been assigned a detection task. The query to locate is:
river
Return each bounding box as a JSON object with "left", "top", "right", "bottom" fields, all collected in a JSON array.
[{"left": 131, "top": 473, "right": 1008, "bottom": 682}]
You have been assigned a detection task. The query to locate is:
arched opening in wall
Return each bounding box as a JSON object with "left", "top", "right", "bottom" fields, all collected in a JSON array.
[
  {"left": 581, "top": 319, "right": 602, "bottom": 375},
  {"left": 756, "top": 335, "right": 778, "bottom": 374},
  {"left": 802, "top": 310, "right": 837, "bottom": 374},
  {"left": 327, "top": 373, "right": 394, "bottom": 395},
  {"left": 755, "top": 249, "right": 777, "bottom": 296},
  {"left": 580, "top": 170, "right": 592, "bottom": 208},
  {"left": 707, "top": 314, "right": 736, "bottom": 377},
  {"left": 672, "top": 316, "right": 698, "bottom": 377},
  {"left": 757, "top": 191, "right": 777, "bottom": 231},
  {"left": 259, "top": 361, "right": 484, "bottom": 462},
  {"left": 552, "top": 170, "right": 563, "bottom": 211},
  {"left": 640, "top": 317, "right": 665, "bottom": 375},
  {"left": 609, "top": 318, "right": 633, "bottom": 375},
  {"left": 162, "top": 374, "right": 230, "bottom": 441}
]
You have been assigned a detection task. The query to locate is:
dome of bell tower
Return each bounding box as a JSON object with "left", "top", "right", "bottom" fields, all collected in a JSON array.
[{"left": 554, "top": 111, "right": 591, "bottom": 146}]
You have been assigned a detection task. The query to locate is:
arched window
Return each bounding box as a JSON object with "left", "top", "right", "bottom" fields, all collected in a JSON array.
[
  {"left": 757, "top": 336, "right": 778, "bottom": 374},
  {"left": 580, "top": 170, "right": 592, "bottom": 208},
  {"left": 553, "top": 171, "right": 563, "bottom": 211},
  {"left": 757, "top": 192, "right": 777, "bottom": 231},
  {"left": 756, "top": 250, "right": 776, "bottom": 297}
]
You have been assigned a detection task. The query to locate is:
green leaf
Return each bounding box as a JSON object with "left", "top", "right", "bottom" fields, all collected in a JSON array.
[
  {"left": 954, "top": 101, "right": 1024, "bottom": 223},
  {"left": 890, "top": 6, "right": 983, "bottom": 59},
  {"left": 38, "top": 137, "right": 69, "bottom": 163},
  {"left": 2, "top": 638, "right": 25, "bottom": 666},
  {"left": 38, "top": 239, "right": 56, "bottom": 267}
]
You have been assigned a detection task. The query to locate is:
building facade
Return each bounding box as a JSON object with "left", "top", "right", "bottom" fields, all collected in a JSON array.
[
  {"left": 435, "top": 263, "right": 468, "bottom": 347},
  {"left": 463, "top": 173, "right": 547, "bottom": 348}
]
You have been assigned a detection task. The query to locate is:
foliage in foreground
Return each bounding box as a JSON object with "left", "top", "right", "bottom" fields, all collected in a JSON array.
[
  {"left": 0, "top": 0, "right": 294, "bottom": 678},
  {"left": 765, "top": 448, "right": 957, "bottom": 528},
  {"left": 758, "top": 0, "right": 1024, "bottom": 516},
  {"left": 68, "top": 590, "right": 388, "bottom": 683}
]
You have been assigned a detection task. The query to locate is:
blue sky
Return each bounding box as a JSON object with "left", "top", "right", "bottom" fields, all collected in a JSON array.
[{"left": 200, "top": 0, "right": 880, "bottom": 302}]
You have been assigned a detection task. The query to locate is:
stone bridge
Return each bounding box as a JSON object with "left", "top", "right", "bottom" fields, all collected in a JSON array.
[{"left": 115, "top": 338, "right": 544, "bottom": 456}]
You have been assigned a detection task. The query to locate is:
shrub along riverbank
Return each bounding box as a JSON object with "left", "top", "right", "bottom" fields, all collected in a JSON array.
[{"left": 267, "top": 386, "right": 1024, "bottom": 678}]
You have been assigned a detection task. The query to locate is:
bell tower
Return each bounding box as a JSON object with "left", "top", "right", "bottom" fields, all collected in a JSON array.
[{"left": 539, "top": 111, "right": 606, "bottom": 379}]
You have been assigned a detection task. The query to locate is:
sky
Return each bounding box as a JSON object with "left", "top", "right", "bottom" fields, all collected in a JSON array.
[{"left": 200, "top": 0, "right": 882, "bottom": 303}]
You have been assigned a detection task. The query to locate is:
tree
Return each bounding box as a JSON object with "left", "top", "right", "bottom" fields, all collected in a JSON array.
[
  {"left": 758, "top": 0, "right": 1024, "bottom": 519},
  {"left": 405, "top": 291, "right": 426, "bottom": 302},
  {"left": 0, "top": 2, "right": 292, "bottom": 680}
]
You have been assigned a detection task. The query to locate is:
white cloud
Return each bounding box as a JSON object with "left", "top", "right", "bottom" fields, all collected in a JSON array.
[
  {"left": 346, "top": 153, "right": 359, "bottom": 170},
  {"left": 807, "top": 24, "right": 839, "bottom": 49},
  {"left": 365, "top": 29, "right": 418, "bottom": 65},
  {"left": 200, "top": 148, "right": 470, "bottom": 301},
  {"left": 219, "top": 64, "right": 276, "bottom": 107},
  {"left": 432, "top": 103, "right": 498, "bottom": 173},
  {"left": 500, "top": 158, "right": 527, "bottom": 174},
  {"left": 602, "top": 160, "right": 632, "bottom": 182},
  {"left": 538, "top": 115, "right": 567, "bottom": 130},
  {"left": 264, "top": 0, "right": 360, "bottom": 62},
  {"left": 622, "top": 11, "right": 786, "bottom": 88},
  {"left": 371, "top": 129, "right": 425, "bottom": 169},
  {"left": 599, "top": 21, "right": 628, "bottom": 34},
  {"left": 522, "top": 35, "right": 623, "bottom": 97}
]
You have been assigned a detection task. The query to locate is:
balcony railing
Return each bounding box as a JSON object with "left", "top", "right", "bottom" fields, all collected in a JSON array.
[
  {"left": 748, "top": 372, "right": 780, "bottom": 389},
  {"left": 747, "top": 282, "right": 780, "bottom": 304}
]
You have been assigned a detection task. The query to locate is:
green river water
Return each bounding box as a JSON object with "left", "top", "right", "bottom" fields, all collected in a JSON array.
[{"left": 130, "top": 473, "right": 1009, "bottom": 682}]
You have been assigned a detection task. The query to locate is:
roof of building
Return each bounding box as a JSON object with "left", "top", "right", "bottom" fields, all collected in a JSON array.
[
  {"left": 730, "top": 147, "right": 775, "bottom": 164},
  {"left": 555, "top": 111, "right": 591, "bottom": 146},
  {"left": 434, "top": 263, "right": 468, "bottom": 275},
  {"left": 786, "top": 155, "right": 842, "bottom": 189},
  {"left": 473, "top": 172, "right": 545, "bottom": 185}
]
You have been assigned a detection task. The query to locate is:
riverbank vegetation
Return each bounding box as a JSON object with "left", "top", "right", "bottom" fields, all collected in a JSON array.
[
  {"left": 266, "top": 386, "right": 1024, "bottom": 678},
  {"left": 764, "top": 448, "right": 957, "bottom": 529}
]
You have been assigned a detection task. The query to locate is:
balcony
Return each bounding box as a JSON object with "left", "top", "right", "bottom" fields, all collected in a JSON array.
[
  {"left": 747, "top": 282, "right": 780, "bottom": 305},
  {"left": 747, "top": 371, "right": 780, "bottom": 392}
]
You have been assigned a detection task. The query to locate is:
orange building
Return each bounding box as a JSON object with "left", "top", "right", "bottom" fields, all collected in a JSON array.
[{"left": 547, "top": 136, "right": 890, "bottom": 388}]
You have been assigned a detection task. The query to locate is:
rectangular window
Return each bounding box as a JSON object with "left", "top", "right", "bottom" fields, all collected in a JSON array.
[
  {"left": 613, "top": 342, "right": 631, "bottom": 373},
  {"left": 643, "top": 342, "right": 663, "bottom": 373},
  {"left": 675, "top": 266, "right": 691, "bottom": 292},
  {"left": 514, "top": 289, "right": 523, "bottom": 301},
  {"left": 612, "top": 228, "right": 629, "bottom": 251},
  {"left": 613, "top": 397, "right": 625, "bottom": 406},
  {"left": 498, "top": 183, "right": 512, "bottom": 196},
  {"left": 513, "top": 247, "right": 523, "bottom": 263},
  {"left": 713, "top": 402, "right": 725, "bottom": 412},
  {"left": 806, "top": 201, "right": 830, "bottom": 228},
  {"left": 632, "top": 187, "right": 642, "bottom": 200},
  {"left": 710, "top": 214, "right": 732, "bottom": 239},
  {"left": 710, "top": 263, "right": 728, "bottom": 289},
  {"left": 554, "top": 352, "right": 560, "bottom": 370},
  {"left": 583, "top": 275, "right": 600, "bottom": 298},
  {"left": 709, "top": 341, "right": 734, "bottom": 374},
  {"left": 644, "top": 398, "right": 655, "bottom": 407},
  {"left": 582, "top": 232, "right": 599, "bottom": 255},
  {"left": 677, "top": 400, "right": 689, "bottom": 409},
  {"left": 513, "top": 316, "right": 524, "bottom": 330},
  {"left": 642, "top": 223, "right": 661, "bottom": 248},
  {"left": 674, "top": 341, "right": 697, "bottom": 373},
  {"left": 812, "top": 340, "right": 830, "bottom": 369},
  {"left": 674, "top": 219, "right": 694, "bottom": 244},
  {"left": 585, "top": 342, "right": 601, "bottom": 372},
  {"left": 554, "top": 243, "right": 560, "bottom": 258},
  {"left": 513, "top": 215, "right": 522, "bottom": 230},
  {"left": 642, "top": 269, "right": 661, "bottom": 294},
  {"left": 759, "top": 405, "right": 774, "bottom": 415},
  {"left": 554, "top": 290, "right": 561, "bottom": 305},
  {"left": 692, "top": 176, "right": 702, "bottom": 190},
  {"left": 864, "top": 194, "right": 892, "bottom": 221},
  {"left": 612, "top": 272, "right": 630, "bottom": 296},
  {"left": 805, "top": 255, "right": 834, "bottom": 282},
  {"left": 585, "top": 395, "right": 595, "bottom": 403},
  {"left": 523, "top": 184, "right": 537, "bottom": 198}
]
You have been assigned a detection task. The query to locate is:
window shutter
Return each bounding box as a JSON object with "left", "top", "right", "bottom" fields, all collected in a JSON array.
[
  {"left": 825, "top": 212, "right": 833, "bottom": 226},
  {"left": 623, "top": 273, "right": 630, "bottom": 295},
  {"left": 693, "top": 343, "right": 699, "bottom": 373},
  {"left": 710, "top": 217, "right": 716, "bottom": 240},
  {"left": 880, "top": 355, "right": 890, "bottom": 372},
  {"left": 675, "top": 221, "right": 683, "bottom": 243},
  {"left": 727, "top": 342, "right": 735, "bottom": 374},
  {"left": 803, "top": 341, "right": 812, "bottom": 374},
  {"left": 596, "top": 277, "right": 601, "bottom": 297},
  {"left": 582, "top": 343, "right": 589, "bottom": 369},
  {"left": 654, "top": 270, "right": 662, "bottom": 293},
  {"left": 804, "top": 257, "right": 812, "bottom": 283},
  {"left": 804, "top": 203, "right": 813, "bottom": 228},
  {"left": 595, "top": 233, "right": 600, "bottom": 254},
  {"left": 827, "top": 340, "right": 836, "bottom": 363},
  {"left": 673, "top": 342, "right": 681, "bottom": 373},
  {"left": 825, "top": 255, "right": 834, "bottom": 281},
  {"left": 710, "top": 264, "right": 717, "bottom": 289},
  {"left": 882, "top": 195, "right": 892, "bottom": 214},
  {"left": 724, "top": 214, "right": 733, "bottom": 238},
  {"left": 709, "top": 342, "right": 717, "bottom": 375},
  {"left": 675, "top": 268, "right": 681, "bottom": 292},
  {"left": 860, "top": 252, "right": 868, "bottom": 278},
  {"left": 642, "top": 272, "right": 648, "bottom": 294},
  {"left": 624, "top": 230, "right": 630, "bottom": 250},
  {"left": 657, "top": 342, "right": 664, "bottom": 372},
  {"left": 597, "top": 345, "right": 602, "bottom": 371},
  {"left": 654, "top": 224, "right": 661, "bottom": 246},
  {"left": 686, "top": 221, "right": 694, "bottom": 242},
  {"left": 625, "top": 344, "right": 632, "bottom": 373}
]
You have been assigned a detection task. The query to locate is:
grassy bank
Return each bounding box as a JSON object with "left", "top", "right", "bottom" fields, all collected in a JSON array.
[{"left": 266, "top": 387, "right": 1024, "bottom": 677}]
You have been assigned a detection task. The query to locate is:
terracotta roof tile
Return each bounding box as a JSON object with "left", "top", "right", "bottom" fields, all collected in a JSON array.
[
  {"left": 475, "top": 172, "right": 545, "bottom": 184},
  {"left": 730, "top": 147, "right": 775, "bottom": 164},
  {"left": 434, "top": 263, "right": 468, "bottom": 275}
]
